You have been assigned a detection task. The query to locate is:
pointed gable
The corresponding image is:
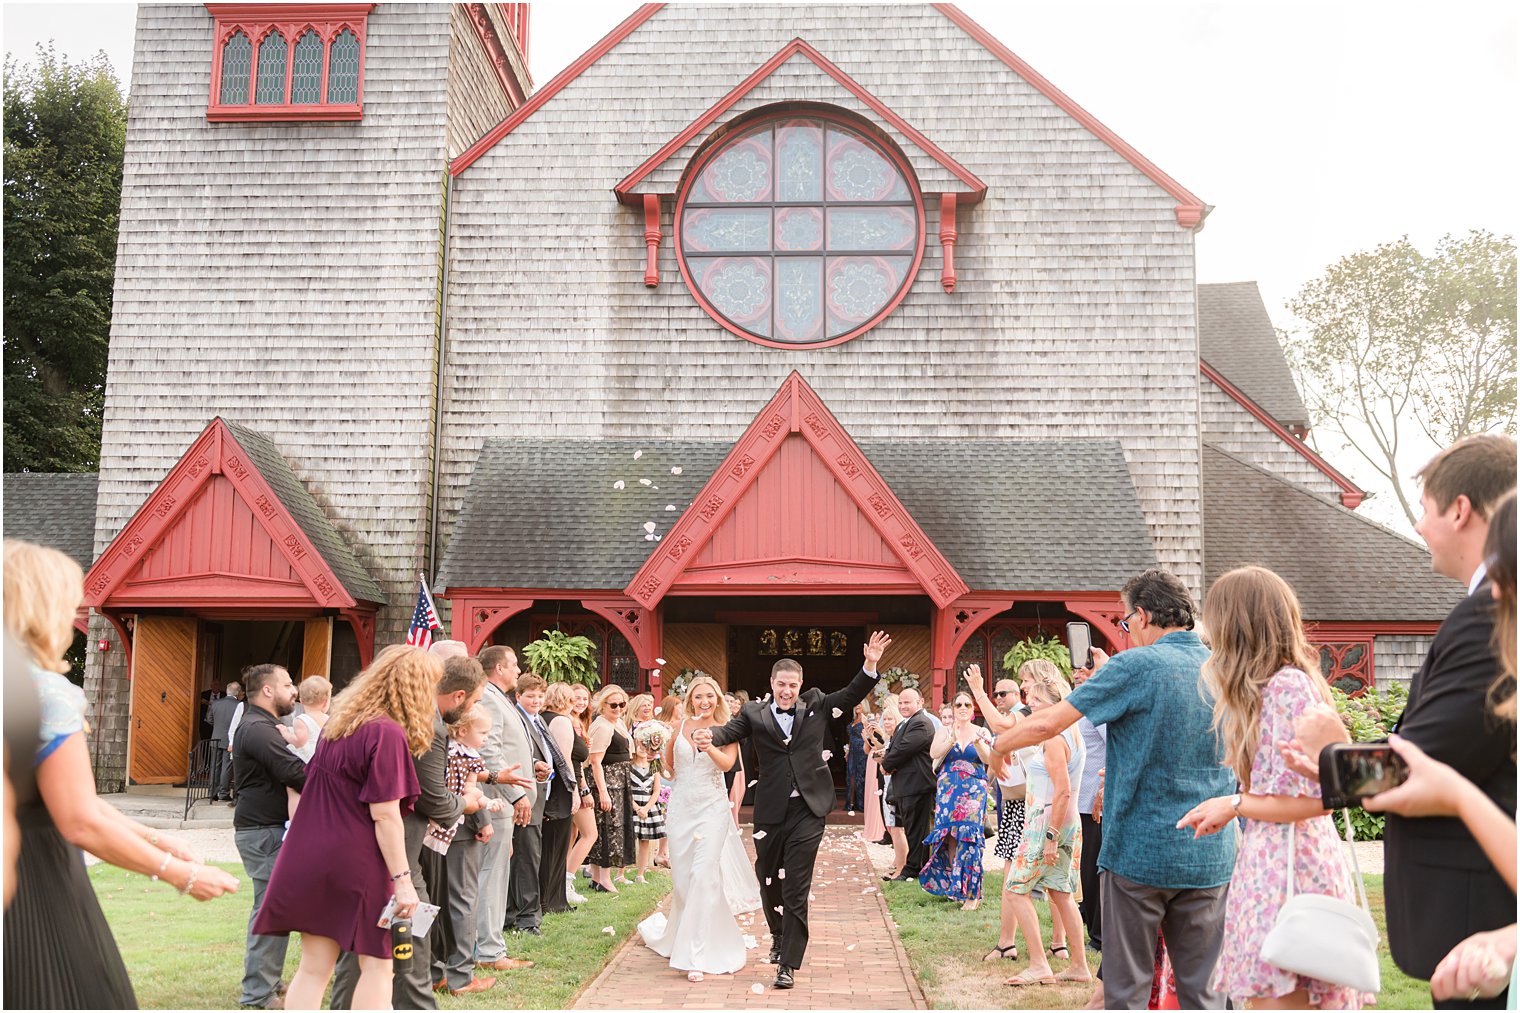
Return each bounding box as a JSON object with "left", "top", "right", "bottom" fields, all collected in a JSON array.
[
  {"left": 614, "top": 38, "right": 986, "bottom": 205},
  {"left": 83, "top": 418, "right": 384, "bottom": 611},
  {"left": 624, "top": 372, "right": 969, "bottom": 608}
]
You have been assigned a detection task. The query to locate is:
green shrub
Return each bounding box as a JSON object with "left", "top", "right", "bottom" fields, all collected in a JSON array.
[{"left": 1326, "top": 683, "right": 1408, "bottom": 841}]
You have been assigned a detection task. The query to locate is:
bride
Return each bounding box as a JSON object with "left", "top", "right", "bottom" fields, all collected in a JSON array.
[{"left": 638, "top": 675, "right": 762, "bottom": 981}]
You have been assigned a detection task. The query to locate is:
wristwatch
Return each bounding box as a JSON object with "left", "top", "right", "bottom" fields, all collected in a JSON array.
[
  {"left": 485, "top": 770, "right": 497, "bottom": 785},
  {"left": 1045, "top": 828, "right": 1058, "bottom": 842},
  {"left": 1229, "top": 793, "right": 1243, "bottom": 813}
]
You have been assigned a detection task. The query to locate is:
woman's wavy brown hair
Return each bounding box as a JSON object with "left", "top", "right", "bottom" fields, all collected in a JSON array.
[
  {"left": 1202, "top": 566, "right": 1329, "bottom": 786},
  {"left": 1485, "top": 490, "right": 1516, "bottom": 722},
  {"left": 325, "top": 644, "right": 442, "bottom": 757}
]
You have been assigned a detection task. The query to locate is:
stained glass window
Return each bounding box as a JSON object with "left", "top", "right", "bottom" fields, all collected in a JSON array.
[
  {"left": 678, "top": 114, "right": 921, "bottom": 346},
  {"left": 254, "top": 30, "right": 288, "bottom": 105},
  {"left": 219, "top": 32, "right": 252, "bottom": 105},
  {"left": 290, "top": 30, "right": 324, "bottom": 105},
  {"left": 327, "top": 30, "right": 360, "bottom": 104}
]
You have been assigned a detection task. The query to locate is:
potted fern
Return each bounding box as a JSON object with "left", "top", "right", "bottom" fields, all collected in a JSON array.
[{"left": 521, "top": 629, "right": 600, "bottom": 688}]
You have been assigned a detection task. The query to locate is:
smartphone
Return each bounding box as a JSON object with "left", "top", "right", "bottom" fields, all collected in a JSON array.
[
  {"left": 1066, "top": 622, "right": 1093, "bottom": 671},
  {"left": 1320, "top": 743, "right": 1409, "bottom": 808}
]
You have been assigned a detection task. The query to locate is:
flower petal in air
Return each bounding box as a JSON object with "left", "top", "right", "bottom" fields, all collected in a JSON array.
[{"left": 613, "top": 480, "right": 625, "bottom": 490}]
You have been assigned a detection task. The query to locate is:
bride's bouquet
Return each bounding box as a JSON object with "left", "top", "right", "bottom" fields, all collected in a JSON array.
[{"left": 631, "top": 720, "right": 672, "bottom": 772}]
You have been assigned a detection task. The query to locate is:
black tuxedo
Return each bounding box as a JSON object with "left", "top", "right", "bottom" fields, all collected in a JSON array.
[
  {"left": 711, "top": 666, "right": 880, "bottom": 968},
  {"left": 1385, "top": 581, "right": 1515, "bottom": 997},
  {"left": 880, "top": 709, "right": 937, "bottom": 875}
]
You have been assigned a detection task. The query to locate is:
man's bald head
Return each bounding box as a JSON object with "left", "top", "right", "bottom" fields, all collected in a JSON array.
[
  {"left": 994, "top": 679, "right": 1019, "bottom": 712},
  {"left": 898, "top": 687, "right": 922, "bottom": 717}
]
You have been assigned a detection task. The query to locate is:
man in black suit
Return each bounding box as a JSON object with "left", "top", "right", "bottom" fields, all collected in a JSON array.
[
  {"left": 207, "top": 681, "right": 241, "bottom": 801},
  {"left": 696, "top": 630, "right": 892, "bottom": 990},
  {"left": 1387, "top": 435, "right": 1516, "bottom": 1008},
  {"left": 880, "top": 686, "right": 936, "bottom": 880}
]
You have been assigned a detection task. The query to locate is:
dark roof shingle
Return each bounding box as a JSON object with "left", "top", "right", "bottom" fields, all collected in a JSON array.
[
  {"left": 2, "top": 472, "right": 99, "bottom": 571},
  {"left": 223, "top": 421, "right": 387, "bottom": 605},
  {"left": 1202, "top": 444, "right": 1459, "bottom": 621},
  {"left": 438, "top": 438, "right": 1157, "bottom": 593},
  {"left": 1198, "top": 281, "right": 1310, "bottom": 428}
]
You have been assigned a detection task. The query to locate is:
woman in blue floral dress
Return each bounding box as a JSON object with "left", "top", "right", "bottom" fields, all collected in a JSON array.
[
  {"left": 919, "top": 691, "right": 993, "bottom": 909},
  {"left": 845, "top": 703, "right": 869, "bottom": 811}
]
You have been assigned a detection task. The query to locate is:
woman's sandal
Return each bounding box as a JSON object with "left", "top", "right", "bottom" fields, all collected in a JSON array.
[
  {"left": 1048, "top": 944, "right": 1071, "bottom": 960},
  {"left": 982, "top": 944, "right": 1018, "bottom": 962},
  {"left": 1056, "top": 970, "right": 1093, "bottom": 983},
  {"left": 961, "top": 898, "right": 980, "bottom": 911},
  {"left": 1006, "top": 967, "right": 1057, "bottom": 986}
]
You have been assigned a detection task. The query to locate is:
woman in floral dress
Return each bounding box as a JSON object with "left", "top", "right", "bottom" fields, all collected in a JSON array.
[
  {"left": 1178, "top": 565, "right": 1369, "bottom": 1010},
  {"left": 919, "top": 691, "right": 993, "bottom": 909}
]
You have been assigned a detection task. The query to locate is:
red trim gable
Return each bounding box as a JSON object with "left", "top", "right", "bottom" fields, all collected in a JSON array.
[
  {"left": 932, "top": 3, "right": 1207, "bottom": 229},
  {"left": 1200, "top": 361, "right": 1365, "bottom": 508},
  {"left": 623, "top": 372, "right": 970, "bottom": 609},
  {"left": 613, "top": 38, "right": 987, "bottom": 206},
  {"left": 464, "top": 3, "right": 528, "bottom": 109},
  {"left": 451, "top": 4, "right": 665, "bottom": 175},
  {"left": 83, "top": 418, "right": 360, "bottom": 612}
]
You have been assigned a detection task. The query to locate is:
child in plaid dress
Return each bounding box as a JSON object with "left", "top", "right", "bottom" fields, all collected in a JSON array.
[{"left": 628, "top": 739, "right": 664, "bottom": 883}]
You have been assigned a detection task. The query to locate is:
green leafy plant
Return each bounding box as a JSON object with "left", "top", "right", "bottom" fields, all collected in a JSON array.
[
  {"left": 1326, "top": 683, "right": 1409, "bottom": 840},
  {"left": 1002, "top": 634, "right": 1073, "bottom": 681},
  {"left": 521, "top": 629, "right": 600, "bottom": 688}
]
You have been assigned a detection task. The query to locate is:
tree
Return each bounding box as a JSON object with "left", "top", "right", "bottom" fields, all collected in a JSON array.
[
  {"left": 3, "top": 45, "right": 126, "bottom": 472},
  {"left": 1285, "top": 231, "right": 1517, "bottom": 527}
]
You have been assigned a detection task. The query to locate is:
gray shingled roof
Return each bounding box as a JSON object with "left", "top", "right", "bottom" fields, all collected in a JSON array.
[
  {"left": 1202, "top": 444, "right": 1460, "bottom": 621},
  {"left": 2, "top": 472, "right": 99, "bottom": 570},
  {"left": 1198, "top": 282, "right": 1310, "bottom": 429},
  {"left": 437, "top": 438, "right": 1157, "bottom": 593},
  {"left": 223, "top": 421, "right": 387, "bottom": 606}
]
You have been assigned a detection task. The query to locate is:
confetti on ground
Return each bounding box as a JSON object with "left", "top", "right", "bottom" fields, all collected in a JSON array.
[
  {"left": 847, "top": 943, "right": 857, "bottom": 951},
  {"left": 847, "top": 810, "right": 856, "bottom": 816},
  {"left": 671, "top": 466, "right": 683, "bottom": 474},
  {"left": 809, "top": 893, "right": 816, "bottom": 901},
  {"left": 751, "top": 983, "right": 765, "bottom": 994},
  {"left": 862, "top": 887, "right": 877, "bottom": 894},
  {"left": 613, "top": 480, "right": 625, "bottom": 490},
  {"left": 601, "top": 926, "right": 616, "bottom": 935}
]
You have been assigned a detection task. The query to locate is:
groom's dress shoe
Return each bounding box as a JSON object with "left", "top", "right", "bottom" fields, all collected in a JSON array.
[
  {"left": 774, "top": 965, "right": 796, "bottom": 989},
  {"left": 764, "top": 940, "right": 784, "bottom": 965}
]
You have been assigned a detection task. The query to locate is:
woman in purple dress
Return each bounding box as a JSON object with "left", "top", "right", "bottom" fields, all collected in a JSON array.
[{"left": 254, "top": 645, "right": 438, "bottom": 1011}]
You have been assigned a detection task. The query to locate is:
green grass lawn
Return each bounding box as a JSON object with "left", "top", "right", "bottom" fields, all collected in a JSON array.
[
  {"left": 882, "top": 871, "right": 1431, "bottom": 1010},
  {"left": 91, "top": 861, "right": 670, "bottom": 1010}
]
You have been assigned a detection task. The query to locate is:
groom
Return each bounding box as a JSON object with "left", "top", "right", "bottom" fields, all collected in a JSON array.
[{"left": 695, "top": 630, "right": 892, "bottom": 989}]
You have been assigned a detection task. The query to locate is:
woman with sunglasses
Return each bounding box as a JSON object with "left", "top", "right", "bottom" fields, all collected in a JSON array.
[
  {"left": 586, "top": 685, "right": 636, "bottom": 895},
  {"left": 919, "top": 690, "right": 994, "bottom": 910}
]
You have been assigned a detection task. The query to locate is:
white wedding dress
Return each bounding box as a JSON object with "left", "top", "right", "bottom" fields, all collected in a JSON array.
[{"left": 638, "top": 724, "right": 762, "bottom": 974}]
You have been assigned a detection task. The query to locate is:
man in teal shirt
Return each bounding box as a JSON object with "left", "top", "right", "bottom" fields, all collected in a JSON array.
[{"left": 995, "top": 569, "right": 1235, "bottom": 1009}]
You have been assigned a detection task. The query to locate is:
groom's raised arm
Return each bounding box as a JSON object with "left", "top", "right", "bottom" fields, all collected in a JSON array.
[
  {"left": 708, "top": 705, "right": 753, "bottom": 749},
  {"left": 821, "top": 630, "right": 892, "bottom": 715}
]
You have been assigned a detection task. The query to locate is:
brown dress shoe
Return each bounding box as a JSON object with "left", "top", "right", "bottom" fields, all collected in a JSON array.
[
  {"left": 478, "top": 957, "right": 535, "bottom": 971},
  {"left": 449, "top": 976, "right": 498, "bottom": 995}
]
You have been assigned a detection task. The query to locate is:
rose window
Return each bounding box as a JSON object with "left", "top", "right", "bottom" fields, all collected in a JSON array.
[{"left": 677, "top": 115, "right": 923, "bottom": 347}]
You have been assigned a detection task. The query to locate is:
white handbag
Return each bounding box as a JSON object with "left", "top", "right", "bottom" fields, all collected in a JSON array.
[{"left": 1259, "top": 810, "right": 1380, "bottom": 995}]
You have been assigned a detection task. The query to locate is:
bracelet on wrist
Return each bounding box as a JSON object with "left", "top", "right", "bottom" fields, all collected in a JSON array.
[
  {"left": 178, "top": 863, "right": 200, "bottom": 896},
  {"left": 391, "top": 870, "right": 410, "bottom": 882},
  {"left": 152, "top": 851, "right": 173, "bottom": 881}
]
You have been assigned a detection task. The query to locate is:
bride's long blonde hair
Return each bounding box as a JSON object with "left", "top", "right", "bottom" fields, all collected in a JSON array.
[
  {"left": 681, "top": 675, "right": 731, "bottom": 724},
  {"left": 1202, "top": 566, "right": 1329, "bottom": 786}
]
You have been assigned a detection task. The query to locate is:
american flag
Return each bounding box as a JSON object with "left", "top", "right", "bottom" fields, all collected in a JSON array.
[{"left": 405, "top": 578, "right": 442, "bottom": 649}]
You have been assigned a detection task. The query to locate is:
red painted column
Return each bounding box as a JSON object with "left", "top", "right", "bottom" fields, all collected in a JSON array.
[
  {"left": 642, "top": 194, "right": 661, "bottom": 287},
  {"left": 939, "top": 192, "right": 958, "bottom": 293}
]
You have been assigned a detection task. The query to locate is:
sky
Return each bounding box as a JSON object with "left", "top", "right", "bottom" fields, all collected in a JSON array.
[{"left": 4, "top": 0, "right": 1516, "bottom": 535}]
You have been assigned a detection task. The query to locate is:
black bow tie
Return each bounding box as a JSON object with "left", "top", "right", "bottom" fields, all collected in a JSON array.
[{"left": 776, "top": 706, "right": 797, "bottom": 716}]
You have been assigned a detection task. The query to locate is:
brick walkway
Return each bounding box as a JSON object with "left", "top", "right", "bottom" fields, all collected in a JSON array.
[{"left": 572, "top": 826, "right": 926, "bottom": 1010}]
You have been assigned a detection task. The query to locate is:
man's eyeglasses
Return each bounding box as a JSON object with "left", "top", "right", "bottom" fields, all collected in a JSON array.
[{"left": 1119, "top": 608, "right": 1139, "bottom": 634}]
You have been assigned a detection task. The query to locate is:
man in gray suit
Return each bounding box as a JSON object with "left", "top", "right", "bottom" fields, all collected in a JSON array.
[
  {"left": 474, "top": 645, "right": 538, "bottom": 971},
  {"left": 208, "top": 681, "right": 241, "bottom": 801}
]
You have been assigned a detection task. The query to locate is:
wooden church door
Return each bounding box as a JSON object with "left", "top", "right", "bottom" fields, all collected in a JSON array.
[{"left": 129, "top": 615, "right": 200, "bottom": 784}]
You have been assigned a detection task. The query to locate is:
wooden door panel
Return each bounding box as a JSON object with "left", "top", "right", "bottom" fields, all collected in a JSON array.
[{"left": 130, "top": 615, "right": 198, "bottom": 784}]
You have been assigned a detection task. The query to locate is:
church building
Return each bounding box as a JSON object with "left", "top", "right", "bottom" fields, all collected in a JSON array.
[{"left": 9, "top": 3, "right": 1453, "bottom": 789}]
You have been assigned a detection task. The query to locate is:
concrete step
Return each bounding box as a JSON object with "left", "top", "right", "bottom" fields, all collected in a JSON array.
[{"left": 122, "top": 784, "right": 185, "bottom": 797}]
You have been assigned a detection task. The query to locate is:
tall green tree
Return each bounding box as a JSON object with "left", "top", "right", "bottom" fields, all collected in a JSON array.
[
  {"left": 3, "top": 45, "right": 126, "bottom": 472},
  {"left": 1286, "top": 231, "right": 1517, "bottom": 527}
]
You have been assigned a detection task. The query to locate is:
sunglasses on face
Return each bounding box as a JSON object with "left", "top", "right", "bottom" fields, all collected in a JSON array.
[
  {"left": 954, "top": 701, "right": 974, "bottom": 707},
  {"left": 993, "top": 689, "right": 1016, "bottom": 698},
  {"left": 607, "top": 701, "right": 627, "bottom": 710}
]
